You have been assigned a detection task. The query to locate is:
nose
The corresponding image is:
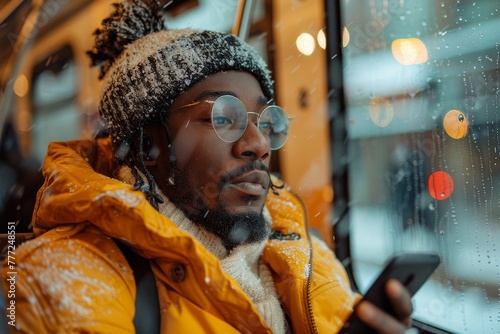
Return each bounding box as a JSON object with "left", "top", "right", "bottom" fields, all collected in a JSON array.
[{"left": 232, "top": 119, "right": 270, "bottom": 161}]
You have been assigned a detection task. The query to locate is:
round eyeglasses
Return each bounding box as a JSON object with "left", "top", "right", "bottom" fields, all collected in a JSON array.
[{"left": 172, "top": 95, "right": 291, "bottom": 150}]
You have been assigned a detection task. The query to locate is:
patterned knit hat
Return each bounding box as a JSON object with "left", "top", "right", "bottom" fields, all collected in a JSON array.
[{"left": 87, "top": 0, "right": 274, "bottom": 150}]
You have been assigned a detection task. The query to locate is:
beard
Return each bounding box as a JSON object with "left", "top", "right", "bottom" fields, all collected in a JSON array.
[
  {"left": 188, "top": 203, "right": 270, "bottom": 251},
  {"left": 166, "top": 161, "right": 271, "bottom": 251}
]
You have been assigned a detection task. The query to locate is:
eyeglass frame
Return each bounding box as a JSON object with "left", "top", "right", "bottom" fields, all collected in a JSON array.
[{"left": 166, "top": 94, "right": 293, "bottom": 150}]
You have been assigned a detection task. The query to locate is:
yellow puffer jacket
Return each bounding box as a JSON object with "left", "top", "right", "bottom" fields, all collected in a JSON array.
[{"left": 3, "top": 138, "right": 359, "bottom": 333}]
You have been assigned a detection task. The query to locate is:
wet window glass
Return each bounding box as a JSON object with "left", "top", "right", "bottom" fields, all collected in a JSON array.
[{"left": 337, "top": 1, "right": 500, "bottom": 332}]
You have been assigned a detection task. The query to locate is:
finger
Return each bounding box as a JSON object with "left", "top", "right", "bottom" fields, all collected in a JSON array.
[
  {"left": 356, "top": 301, "right": 408, "bottom": 334},
  {"left": 385, "top": 279, "right": 413, "bottom": 327}
]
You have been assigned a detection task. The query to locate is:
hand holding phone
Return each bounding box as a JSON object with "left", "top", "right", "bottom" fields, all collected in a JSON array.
[{"left": 339, "top": 253, "right": 441, "bottom": 334}]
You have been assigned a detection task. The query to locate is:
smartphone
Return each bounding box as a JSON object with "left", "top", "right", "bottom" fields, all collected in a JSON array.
[{"left": 339, "top": 253, "right": 441, "bottom": 334}]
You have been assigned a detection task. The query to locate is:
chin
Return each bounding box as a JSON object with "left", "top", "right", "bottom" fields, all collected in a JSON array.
[{"left": 189, "top": 201, "right": 270, "bottom": 251}]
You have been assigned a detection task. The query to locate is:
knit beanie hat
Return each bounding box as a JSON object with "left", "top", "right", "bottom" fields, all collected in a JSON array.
[{"left": 87, "top": 0, "right": 274, "bottom": 150}]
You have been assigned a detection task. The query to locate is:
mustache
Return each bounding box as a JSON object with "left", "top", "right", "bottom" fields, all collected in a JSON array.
[{"left": 217, "top": 161, "right": 271, "bottom": 192}]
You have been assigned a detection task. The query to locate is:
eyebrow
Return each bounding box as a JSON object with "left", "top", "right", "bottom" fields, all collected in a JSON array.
[
  {"left": 194, "top": 90, "right": 236, "bottom": 102},
  {"left": 194, "top": 90, "right": 270, "bottom": 106}
]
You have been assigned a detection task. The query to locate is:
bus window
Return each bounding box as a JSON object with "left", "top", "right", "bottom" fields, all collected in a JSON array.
[
  {"left": 330, "top": 1, "right": 500, "bottom": 333},
  {"left": 30, "top": 45, "right": 80, "bottom": 163}
]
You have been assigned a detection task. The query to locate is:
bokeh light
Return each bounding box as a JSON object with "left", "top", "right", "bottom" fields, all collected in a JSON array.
[
  {"left": 428, "top": 171, "right": 454, "bottom": 200},
  {"left": 14, "top": 74, "right": 29, "bottom": 97},
  {"left": 391, "top": 38, "right": 428, "bottom": 65},
  {"left": 368, "top": 96, "right": 394, "bottom": 127},
  {"left": 342, "top": 26, "right": 350, "bottom": 47},
  {"left": 443, "top": 109, "right": 468, "bottom": 139},
  {"left": 296, "top": 33, "right": 315, "bottom": 56},
  {"left": 317, "top": 29, "right": 326, "bottom": 49}
]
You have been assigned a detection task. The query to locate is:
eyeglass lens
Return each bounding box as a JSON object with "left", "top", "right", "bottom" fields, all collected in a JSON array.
[{"left": 211, "top": 95, "right": 289, "bottom": 150}]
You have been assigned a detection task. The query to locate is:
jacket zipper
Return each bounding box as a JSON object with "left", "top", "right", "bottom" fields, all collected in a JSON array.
[{"left": 290, "top": 188, "right": 318, "bottom": 334}]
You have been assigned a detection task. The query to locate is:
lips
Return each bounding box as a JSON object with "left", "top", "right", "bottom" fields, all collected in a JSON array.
[{"left": 229, "top": 170, "right": 270, "bottom": 196}]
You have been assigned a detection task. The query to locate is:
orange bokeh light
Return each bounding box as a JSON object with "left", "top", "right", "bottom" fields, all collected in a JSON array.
[
  {"left": 443, "top": 109, "right": 468, "bottom": 139},
  {"left": 391, "top": 38, "right": 428, "bottom": 65}
]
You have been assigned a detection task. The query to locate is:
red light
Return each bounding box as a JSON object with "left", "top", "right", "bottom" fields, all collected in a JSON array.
[{"left": 428, "top": 171, "right": 454, "bottom": 200}]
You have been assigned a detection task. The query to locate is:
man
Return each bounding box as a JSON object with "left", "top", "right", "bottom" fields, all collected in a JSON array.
[{"left": 3, "top": 0, "right": 413, "bottom": 332}]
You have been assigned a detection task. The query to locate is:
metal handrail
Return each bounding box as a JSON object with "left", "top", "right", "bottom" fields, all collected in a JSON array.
[{"left": 231, "top": 0, "right": 255, "bottom": 41}]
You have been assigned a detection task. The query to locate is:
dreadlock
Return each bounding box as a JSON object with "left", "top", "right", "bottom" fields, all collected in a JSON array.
[
  {"left": 269, "top": 179, "right": 285, "bottom": 196},
  {"left": 127, "top": 126, "right": 164, "bottom": 210}
]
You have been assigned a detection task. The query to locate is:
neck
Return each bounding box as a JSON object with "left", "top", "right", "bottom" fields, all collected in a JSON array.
[{"left": 157, "top": 192, "right": 229, "bottom": 258}]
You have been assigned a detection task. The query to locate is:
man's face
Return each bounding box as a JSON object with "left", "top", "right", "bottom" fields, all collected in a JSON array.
[{"left": 145, "top": 71, "right": 273, "bottom": 248}]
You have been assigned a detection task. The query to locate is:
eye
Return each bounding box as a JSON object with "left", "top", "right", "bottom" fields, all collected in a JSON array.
[
  {"left": 258, "top": 110, "right": 274, "bottom": 132},
  {"left": 212, "top": 116, "right": 233, "bottom": 126},
  {"left": 258, "top": 121, "right": 273, "bottom": 130}
]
